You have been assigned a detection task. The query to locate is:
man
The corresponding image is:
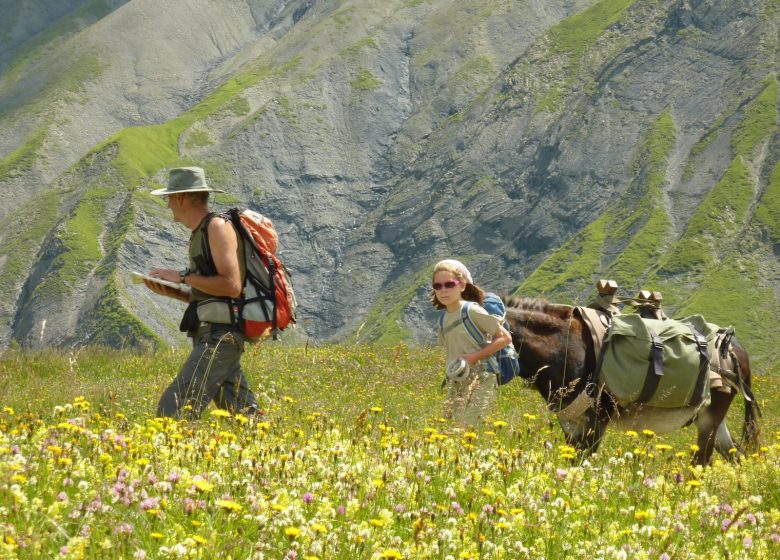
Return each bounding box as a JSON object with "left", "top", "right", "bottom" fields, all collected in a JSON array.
[{"left": 144, "top": 166, "right": 262, "bottom": 420}]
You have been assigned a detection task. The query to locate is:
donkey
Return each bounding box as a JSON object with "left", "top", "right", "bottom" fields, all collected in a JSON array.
[{"left": 504, "top": 296, "right": 760, "bottom": 465}]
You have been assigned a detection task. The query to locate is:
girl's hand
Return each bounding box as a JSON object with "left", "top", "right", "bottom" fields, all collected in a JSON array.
[{"left": 461, "top": 354, "right": 479, "bottom": 367}]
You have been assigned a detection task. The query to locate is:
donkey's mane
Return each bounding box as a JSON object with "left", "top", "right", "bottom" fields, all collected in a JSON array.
[{"left": 502, "top": 295, "right": 574, "bottom": 331}]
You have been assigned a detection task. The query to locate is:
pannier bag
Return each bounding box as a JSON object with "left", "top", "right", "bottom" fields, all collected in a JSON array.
[{"left": 598, "top": 314, "right": 711, "bottom": 408}]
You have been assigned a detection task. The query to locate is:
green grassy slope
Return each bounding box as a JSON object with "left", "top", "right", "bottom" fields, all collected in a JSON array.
[
  {"left": 519, "top": 109, "right": 677, "bottom": 300},
  {"left": 520, "top": 76, "right": 779, "bottom": 371}
]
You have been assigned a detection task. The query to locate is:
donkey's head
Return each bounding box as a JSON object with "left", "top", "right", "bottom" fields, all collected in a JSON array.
[{"left": 503, "top": 296, "right": 592, "bottom": 406}]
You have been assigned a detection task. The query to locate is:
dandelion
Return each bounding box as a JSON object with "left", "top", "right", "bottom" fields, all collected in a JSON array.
[
  {"left": 210, "top": 409, "right": 231, "bottom": 418},
  {"left": 642, "top": 429, "right": 655, "bottom": 438},
  {"left": 216, "top": 499, "right": 242, "bottom": 512},
  {"left": 192, "top": 479, "right": 214, "bottom": 493},
  {"left": 284, "top": 527, "right": 301, "bottom": 539},
  {"left": 381, "top": 550, "right": 403, "bottom": 559},
  {"left": 370, "top": 406, "right": 383, "bottom": 413}
]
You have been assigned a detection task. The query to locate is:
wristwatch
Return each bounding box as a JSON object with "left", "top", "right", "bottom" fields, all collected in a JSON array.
[{"left": 179, "top": 268, "right": 190, "bottom": 285}]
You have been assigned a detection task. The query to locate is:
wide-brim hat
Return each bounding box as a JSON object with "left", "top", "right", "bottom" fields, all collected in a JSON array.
[{"left": 150, "top": 166, "right": 226, "bottom": 195}]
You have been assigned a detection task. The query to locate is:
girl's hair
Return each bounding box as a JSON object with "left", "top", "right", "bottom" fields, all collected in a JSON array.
[{"left": 430, "top": 261, "right": 485, "bottom": 310}]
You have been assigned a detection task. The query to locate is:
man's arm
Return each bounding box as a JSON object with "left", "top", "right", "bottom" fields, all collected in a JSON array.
[
  {"left": 145, "top": 218, "right": 242, "bottom": 300},
  {"left": 188, "top": 218, "right": 242, "bottom": 298}
]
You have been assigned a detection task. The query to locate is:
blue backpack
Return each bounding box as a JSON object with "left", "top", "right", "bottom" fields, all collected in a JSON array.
[{"left": 437, "top": 293, "right": 521, "bottom": 385}]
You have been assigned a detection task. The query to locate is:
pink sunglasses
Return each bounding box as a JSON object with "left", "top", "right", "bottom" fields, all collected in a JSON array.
[{"left": 432, "top": 280, "right": 460, "bottom": 291}]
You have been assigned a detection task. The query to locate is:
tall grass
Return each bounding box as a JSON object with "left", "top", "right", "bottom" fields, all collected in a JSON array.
[{"left": 0, "top": 345, "right": 778, "bottom": 558}]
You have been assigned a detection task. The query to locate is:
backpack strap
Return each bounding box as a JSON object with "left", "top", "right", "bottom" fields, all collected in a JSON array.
[
  {"left": 195, "top": 212, "right": 219, "bottom": 276},
  {"left": 636, "top": 328, "right": 664, "bottom": 404},
  {"left": 460, "top": 302, "right": 487, "bottom": 346}
]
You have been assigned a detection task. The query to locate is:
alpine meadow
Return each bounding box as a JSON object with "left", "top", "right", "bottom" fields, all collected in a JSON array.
[{"left": 1, "top": 0, "right": 780, "bottom": 559}]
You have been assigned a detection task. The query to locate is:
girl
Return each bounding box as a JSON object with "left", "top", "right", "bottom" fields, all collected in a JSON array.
[{"left": 431, "top": 259, "right": 512, "bottom": 429}]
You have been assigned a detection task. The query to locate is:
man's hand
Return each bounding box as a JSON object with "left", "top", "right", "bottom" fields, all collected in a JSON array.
[{"left": 143, "top": 269, "right": 189, "bottom": 302}]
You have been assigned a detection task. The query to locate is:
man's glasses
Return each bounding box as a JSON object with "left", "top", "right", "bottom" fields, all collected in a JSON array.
[{"left": 432, "top": 280, "right": 460, "bottom": 291}]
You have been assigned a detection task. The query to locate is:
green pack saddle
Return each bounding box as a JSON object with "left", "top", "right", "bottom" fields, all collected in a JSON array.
[{"left": 598, "top": 314, "right": 719, "bottom": 408}]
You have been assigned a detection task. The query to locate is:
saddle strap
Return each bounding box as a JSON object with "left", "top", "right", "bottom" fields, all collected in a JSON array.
[
  {"left": 636, "top": 329, "right": 664, "bottom": 404},
  {"left": 687, "top": 325, "right": 710, "bottom": 408}
]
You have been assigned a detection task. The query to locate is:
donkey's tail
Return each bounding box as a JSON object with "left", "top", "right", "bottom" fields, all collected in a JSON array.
[
  {"left": 741, "top": 375, "right": 761, "bottom": 453},
  {"left": 732, "top": 338, "right": 761, "bottom": 453}
]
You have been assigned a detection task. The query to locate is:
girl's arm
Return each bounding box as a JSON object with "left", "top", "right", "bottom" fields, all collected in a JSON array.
[{"left": 462, "top": 324, "right": 512, "bottom": 367}]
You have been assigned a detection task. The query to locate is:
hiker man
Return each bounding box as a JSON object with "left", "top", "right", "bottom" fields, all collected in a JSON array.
[{"left": 144, "top": 166, "right": 262, "bottom": 420}]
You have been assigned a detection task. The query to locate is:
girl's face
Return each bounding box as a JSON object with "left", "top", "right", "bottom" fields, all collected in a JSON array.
[{"left": 432, "top": 270, "right": 465, "bottom": 311}]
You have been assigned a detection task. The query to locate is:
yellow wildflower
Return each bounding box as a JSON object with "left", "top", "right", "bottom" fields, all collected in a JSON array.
[
  {"left": 284, "top": 527, "right": 301, "bottom": 538},
  {"left": 192, "top": 479, "right": 214, "bottom": 493},
  {"left": 216, "top": 499, "right": 242, "bottom": 512}
]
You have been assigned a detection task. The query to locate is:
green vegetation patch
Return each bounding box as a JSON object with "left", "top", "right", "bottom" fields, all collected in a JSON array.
[
  {"left": 185, "top": 129, "right": 214, "bottom": 150},
  {"left": 34, "top": 186, "right": 112, "bottom": 300},
  {"left": 537, "top": 0, "right": 637, "bottom": 112},
  {"left": 548, "top": 0, "right": 636, "bottom": 57},
  {"left": 356, "top": 265, "right": 434, "bottom": 344},
  {"left": 676, "top": 257, "right": 777, "bottom": 372},
  {"left": 0, "top": 128, "right": 48, "bottom": 181},
  {"left": 219, "top": 96, "right": 251, "bottom": 118},
  {"left": 521, "top": 111, "right": 675, "bottom": 299},
  {"left": 753, "top": 161, "right": 780, "bottom": 243},
  {"left": 96, "top": 191, "right": 137, "bottom": 276},
  {"left": 0, "top": 0, "right": 114, "bottom": 89},
  {"left": 607, "top": 111, "right": 675, "bottom": 284},
  {"left": 659, "top": 157, "right": 755, "bottom": 276},
  {"left": 519, "top": 216, "right": 607, "bottom": 300},
  {"left": 340, "top": 36, "right": 379, "bottom": 58},
  {"left": 0, "top": 190, "right": 61, "bottom": 305},
  {"left": 92, "top": 65, "right": 274, "bottom": 187},
  {"left": 350, "top": 68, "right": 382, "bottom": 92},
  {"left": 732, "top": 77, "right": 779, "bottom": 160},
  {"left": 87, "top": 276, "right": 162, "bottom": 349}
]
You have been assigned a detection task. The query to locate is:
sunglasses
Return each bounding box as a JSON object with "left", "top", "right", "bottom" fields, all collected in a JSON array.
[{"left": 432, "top": 280, "right": 461, "bottom": 291}]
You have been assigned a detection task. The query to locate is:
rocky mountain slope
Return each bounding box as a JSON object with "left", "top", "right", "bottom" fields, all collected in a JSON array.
[{"left": 0, "top": 0, "right": 778, "bottom": 371}]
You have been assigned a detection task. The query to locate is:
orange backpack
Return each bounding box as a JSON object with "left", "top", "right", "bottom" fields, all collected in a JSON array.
[{"left": 219, "top": 208, "right": 297, "bottom": 340}]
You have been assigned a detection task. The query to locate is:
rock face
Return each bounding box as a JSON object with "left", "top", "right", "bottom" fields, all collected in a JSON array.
[{"left": 0, "top": 0, "right": 778, "bottom": 368}]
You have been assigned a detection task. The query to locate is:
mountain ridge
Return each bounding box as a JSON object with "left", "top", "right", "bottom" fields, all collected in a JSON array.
[{"left": 1, "top": 0, "right": 779, "bottom": 372}]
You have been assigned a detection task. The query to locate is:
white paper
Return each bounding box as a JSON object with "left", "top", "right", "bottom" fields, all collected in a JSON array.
[{"left": 131, "top": 271, "right": 189, "bottom": 291}]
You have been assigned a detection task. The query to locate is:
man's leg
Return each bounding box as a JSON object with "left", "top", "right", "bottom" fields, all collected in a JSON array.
[
  {"left": 156, "top": 330, "right": 244, "bottom": 419},
  {"left": 214, "top": 362, "right": 260, "bottom": 412}
]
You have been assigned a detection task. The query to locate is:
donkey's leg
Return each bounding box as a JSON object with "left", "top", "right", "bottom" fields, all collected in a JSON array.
[
  {"left": 560, "top": 408, "right": 610, "bottom": 457},
  {"left": 693, "top": 392, "right": 735, "bottom": 465},
  {"left": 713, "top": 422, "right": 739, "bottom": 459}
]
